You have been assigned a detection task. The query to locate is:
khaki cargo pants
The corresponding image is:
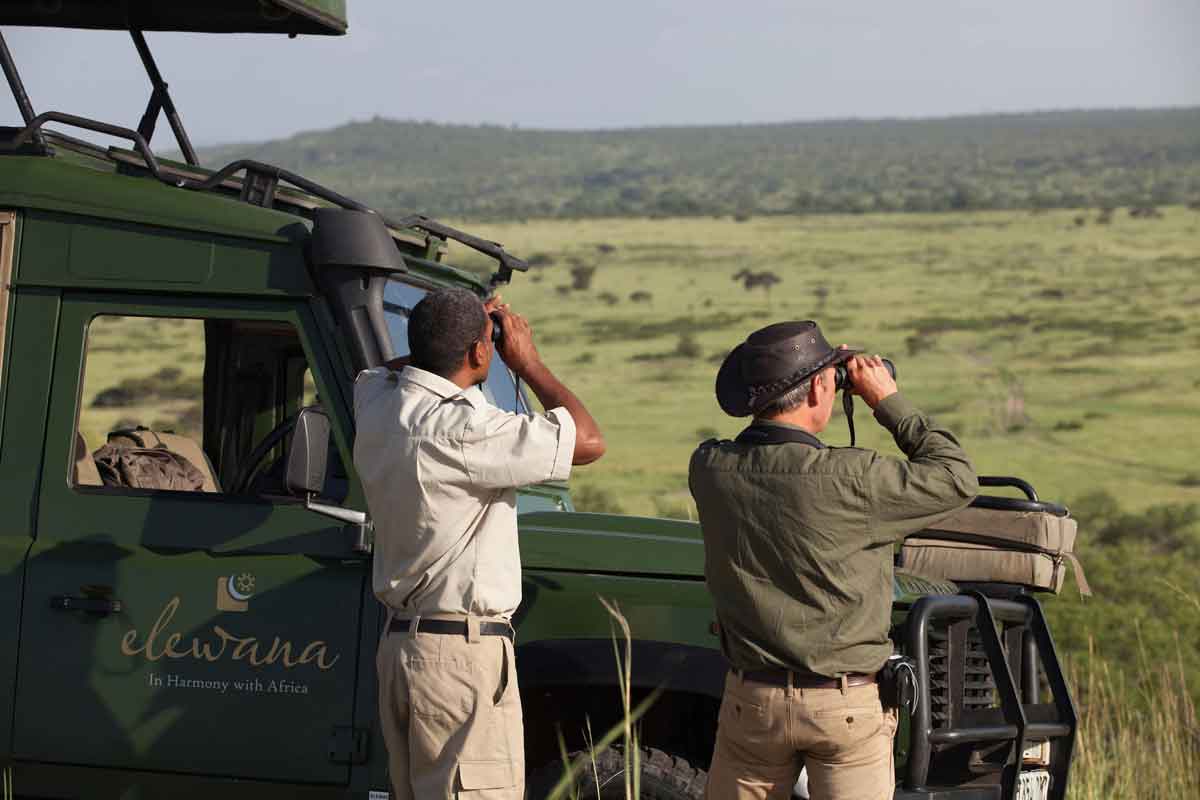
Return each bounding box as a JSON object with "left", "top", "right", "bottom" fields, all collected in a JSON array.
[
  {"left": 706, "top": 672, "right": 898, "bottom": 800},
  {"left": 377, "top": 615, "right": 524, "bottom": 799}
]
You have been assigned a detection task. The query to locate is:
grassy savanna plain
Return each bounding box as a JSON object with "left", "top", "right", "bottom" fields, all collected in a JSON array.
[
  {"left": 466, "top": 208, "right": 1200, "bottom": 518},
  {"left": 77, "top": 316, "right": 206, "bottom": 450}
]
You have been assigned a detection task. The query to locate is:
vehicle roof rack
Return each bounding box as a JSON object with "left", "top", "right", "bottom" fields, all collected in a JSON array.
[{"left": 6, "top": 109, "right": 530, "bottom": 283}]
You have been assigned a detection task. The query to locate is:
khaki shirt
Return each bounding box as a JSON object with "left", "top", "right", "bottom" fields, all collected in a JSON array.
[
  {"left": 689, "top": 393, "right": 977, "bottom": 677},
  {"left": 353, "top": 366, "right": 575, "bottom": 619}
]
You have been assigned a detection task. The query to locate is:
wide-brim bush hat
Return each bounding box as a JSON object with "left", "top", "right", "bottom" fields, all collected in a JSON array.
[{"left": 715, "top": 320, "right": 858, "bottom": 417}]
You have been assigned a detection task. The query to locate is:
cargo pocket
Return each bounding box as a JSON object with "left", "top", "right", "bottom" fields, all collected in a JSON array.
[
  {"left": 455, "top": 645, "right": 520, "bottom": 797},
  {"left": 407, "top": 642, "right": 521, "bottom": 797},
  {"left": 408, "top": 660, "right": 477, "bottom": 770},
  {"left": 457, "top": 759, "right": 516, "bottom": 796},
  {"left": 475, "top": 639, "right": 523, "bottom": 783}
]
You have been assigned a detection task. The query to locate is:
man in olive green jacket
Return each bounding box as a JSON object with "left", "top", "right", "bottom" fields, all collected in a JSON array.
[{"left": 689, "top": 321, "right": 978, "bottom": 800}]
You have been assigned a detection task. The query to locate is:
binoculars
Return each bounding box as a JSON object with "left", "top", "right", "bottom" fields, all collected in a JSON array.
[
  {"left": 834, "top": 358, "right": 896, "bottom": 392},
  {"left": 490, "top": 311, "right": 504, "bottom": 345}
]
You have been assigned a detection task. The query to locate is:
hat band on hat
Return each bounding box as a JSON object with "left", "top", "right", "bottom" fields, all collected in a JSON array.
[{"left": 745, "top": 350, "right": 846, "bottom": 409}]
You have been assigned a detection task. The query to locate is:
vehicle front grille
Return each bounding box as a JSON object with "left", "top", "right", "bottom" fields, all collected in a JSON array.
[
  {"left": 963, "top": 630, "right": 997, "bottom": 714},
  {"left": 927, "top": 623, "right": 998, "bottom": 728},
  {"left": 929, "top": 626, "right": 951, "bottom": 727}
]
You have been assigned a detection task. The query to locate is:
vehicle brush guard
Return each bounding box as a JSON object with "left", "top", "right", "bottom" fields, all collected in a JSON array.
[{"left": 902, "top": 592, "right": 1076, "bottom": 800}]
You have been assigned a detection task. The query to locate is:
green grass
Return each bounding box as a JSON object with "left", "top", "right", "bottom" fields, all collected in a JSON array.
[
  {"left": 1067, "top": 635, "right": 1199, "bottom": 800},
  {"left": 469, "top": 206, "right": 1200, "bottom": 518},
  {"left": 77, "top": 316, "right": 206, "bottom": 449}
]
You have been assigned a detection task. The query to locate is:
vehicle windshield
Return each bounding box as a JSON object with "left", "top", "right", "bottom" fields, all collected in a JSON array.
[{"left": 383, "top": 280, "right": 525, "bottom": 413}]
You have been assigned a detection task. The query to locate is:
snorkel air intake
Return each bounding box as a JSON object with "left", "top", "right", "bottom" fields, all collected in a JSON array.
[{"left": 309, "top": 208, "right": 407, "bottom": 372}]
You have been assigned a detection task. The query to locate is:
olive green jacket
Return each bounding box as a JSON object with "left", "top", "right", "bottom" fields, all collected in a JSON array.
[{"left": 688, "top": 393, "right": 978, "bottom": 677}]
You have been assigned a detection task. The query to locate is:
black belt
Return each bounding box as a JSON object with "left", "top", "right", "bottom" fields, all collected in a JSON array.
[
  {"left": 389, "top": 618, "right": 514, "bottom": 641},
  {"left": 736, "top": 667, "right": 877, "bottom": 690}
]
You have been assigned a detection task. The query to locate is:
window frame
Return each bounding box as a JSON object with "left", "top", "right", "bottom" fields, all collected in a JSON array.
[{"left": 62, "top": 295, "right": 347, "bottom": 507}]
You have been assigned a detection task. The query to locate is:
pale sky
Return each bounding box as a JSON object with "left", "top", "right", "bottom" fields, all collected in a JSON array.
[{"left": 4, "top": 0, "right": 1198, "bottom": 146}]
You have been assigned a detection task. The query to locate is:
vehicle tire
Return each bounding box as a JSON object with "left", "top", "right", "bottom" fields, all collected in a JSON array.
[{"left": 526, "top": 746, "right": 706, "bottom": 799}]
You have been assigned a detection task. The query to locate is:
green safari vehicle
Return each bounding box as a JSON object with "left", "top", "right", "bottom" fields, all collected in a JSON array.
[{"left": 0, "top": 3, "right": 1079, "bottom": 798}]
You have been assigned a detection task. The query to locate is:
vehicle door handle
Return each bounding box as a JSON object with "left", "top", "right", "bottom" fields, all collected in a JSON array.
[{"left": 51, "top": 586, "right": 123, "bottom": 616}]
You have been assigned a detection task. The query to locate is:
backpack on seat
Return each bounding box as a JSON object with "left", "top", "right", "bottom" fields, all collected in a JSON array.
[
  {"left": 94, "top": 429, "right": 208, "bottom": 493},
  {"left": 73, "top": 431, "right": 103, "bottom": 487}
]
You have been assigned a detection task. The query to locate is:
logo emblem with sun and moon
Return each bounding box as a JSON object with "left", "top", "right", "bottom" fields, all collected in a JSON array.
[{"left": 215, "top": 572, "right": 256, "bottom": 613}]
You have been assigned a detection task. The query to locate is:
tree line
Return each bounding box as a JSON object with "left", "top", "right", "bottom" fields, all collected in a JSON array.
[{"left": 197, "top": 108, "right": 1200, "bottom": 220}]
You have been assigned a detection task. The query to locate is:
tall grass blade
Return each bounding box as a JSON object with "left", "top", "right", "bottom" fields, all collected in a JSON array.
[{"left": 545, "top": 596, "right": 662, "bottom": 800}]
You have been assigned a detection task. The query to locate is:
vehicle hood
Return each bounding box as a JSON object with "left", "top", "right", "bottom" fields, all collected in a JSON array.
[
  {"left": 518, "top": 511, "right": 962, "bottom": 603},
  {"left": 519, "top": 511, "right": 705, "bottom": 579}
]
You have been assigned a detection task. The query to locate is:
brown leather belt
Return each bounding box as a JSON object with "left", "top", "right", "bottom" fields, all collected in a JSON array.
[
  {"left": 390, "top": 618, "right": 514, "bottom": 641},
  {"left": 737, "top": 667, "right": 877, "bottom": 690}
]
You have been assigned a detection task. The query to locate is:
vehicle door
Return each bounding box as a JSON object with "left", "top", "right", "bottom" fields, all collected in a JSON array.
[{"left": 12, "top": 292, "right": 367, "bottom": 785}]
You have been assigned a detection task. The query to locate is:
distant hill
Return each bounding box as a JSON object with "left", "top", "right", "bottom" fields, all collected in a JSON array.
[{"left": 196, "top": 108, "right": 1200, "bottom": 220}]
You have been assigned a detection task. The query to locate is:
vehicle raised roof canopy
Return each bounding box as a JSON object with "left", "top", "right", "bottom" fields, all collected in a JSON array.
[{"left": 0, "top": 0, "right": 346, "bottom": 36}]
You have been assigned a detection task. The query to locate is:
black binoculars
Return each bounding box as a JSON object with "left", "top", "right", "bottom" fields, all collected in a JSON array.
[
  {"left": 490, "top": 311, "right": 504, "bottom": 345},
  {"left": 834, "top": 358, "right": 896, "bottom": 391}
]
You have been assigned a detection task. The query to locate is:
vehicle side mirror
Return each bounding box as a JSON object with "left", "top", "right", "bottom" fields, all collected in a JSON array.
[
  {"left": 286, "top": 406, "right": 330, "bottom": 497},
  {"left": 285, "top": 407, "right": 371, "bottom": 554}
]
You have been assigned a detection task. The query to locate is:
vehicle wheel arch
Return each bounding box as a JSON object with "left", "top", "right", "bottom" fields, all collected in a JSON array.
[{"left": 516, "top": 638, "right": 726, "bottom": 771}]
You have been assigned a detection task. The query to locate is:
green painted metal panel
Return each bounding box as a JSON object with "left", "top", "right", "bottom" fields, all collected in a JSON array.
[
  {"left": 0, "top": 0, "right": 347, "bottom": 35},
  {"left": 0, "top": 157, "right": 311, "bottom": 245},
  {"left": 17, "top": 210, "right": 314, "bottom": 297},
  {"left": 13, "top": 290, "right": 367, "bottom": 783},
  {"left": 69, "top": 223, "right": 214, "bottom": 284},
  {"left": 519, "top": 510, "right": 706, "bottom": 577},
  {"left": 518, "top": 570, "right": 718, "bottom": 651},
  {"left": 0, "top": 281, "right": 61, "bottom": 762}
]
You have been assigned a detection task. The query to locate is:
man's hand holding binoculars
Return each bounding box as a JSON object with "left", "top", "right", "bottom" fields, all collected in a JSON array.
[
  {"left": 485, "top": 295, "right": 542, "bottom": 379},
  {"left": 843, "top": 350, "right": 899, "bottom": 410},
  {"left": 485, "top": 295, "right": 606, "bottom": 465}
]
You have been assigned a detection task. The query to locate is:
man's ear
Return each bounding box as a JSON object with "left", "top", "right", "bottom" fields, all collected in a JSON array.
[
  {"left": 808, "top": 373, "right": 824, "bottom": 406},
  {"left": 468, "top": 338, "right": 489, "bottom": 369}
]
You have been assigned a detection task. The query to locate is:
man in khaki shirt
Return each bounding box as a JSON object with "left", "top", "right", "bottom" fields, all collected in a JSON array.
[{"left": 354, "top": 288, "right": 605, "bottom": 800}]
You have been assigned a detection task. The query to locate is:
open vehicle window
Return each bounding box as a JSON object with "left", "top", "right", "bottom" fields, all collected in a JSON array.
[
  {"left": 383, "top": 279, "right": 525, "bottom": 413},
  {"left": 73, "top": 314, "right": 345, "bottom": 499}
]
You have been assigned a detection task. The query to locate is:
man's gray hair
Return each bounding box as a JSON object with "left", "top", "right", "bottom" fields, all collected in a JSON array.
[{"left": 757, "top": 377, "right": 812, "bottom": 417}]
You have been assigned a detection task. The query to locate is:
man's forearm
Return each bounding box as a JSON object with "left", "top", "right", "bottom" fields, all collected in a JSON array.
[
  {"left": 875, "top": 392, "right": 978, "bottom": 495},
  {"left": 518, "top": 361, "right": 605, "bottom": 465}
]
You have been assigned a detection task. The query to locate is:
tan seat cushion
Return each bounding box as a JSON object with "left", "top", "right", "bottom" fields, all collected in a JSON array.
[
  {"left": 73, "top": 432, "right": 103, "bottom": 487},
  {"left": 901, "top": 506, "right": 1089, "bottom": 595}
]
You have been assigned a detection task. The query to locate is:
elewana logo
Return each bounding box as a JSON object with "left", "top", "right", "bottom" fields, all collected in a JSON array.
[
  {"left": 120, "top": 594, "right": 341, "bottom": 671},
  {"left": 216, "top": 572, "right": 256, "bottom": 612}
]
